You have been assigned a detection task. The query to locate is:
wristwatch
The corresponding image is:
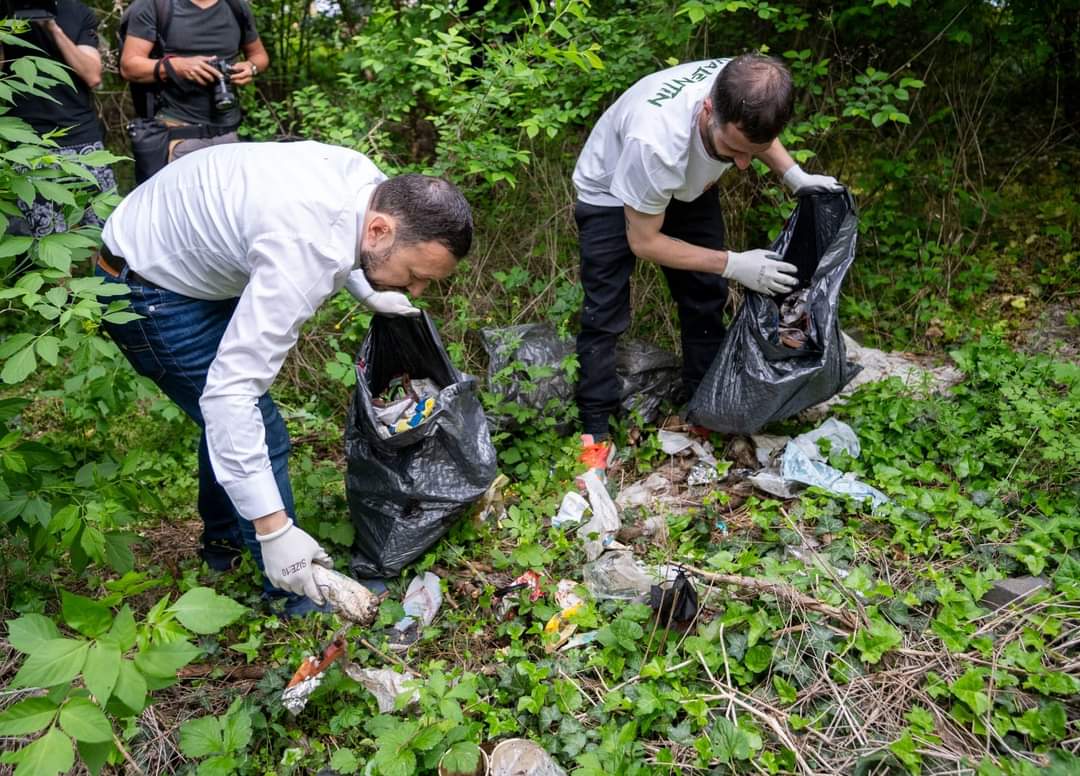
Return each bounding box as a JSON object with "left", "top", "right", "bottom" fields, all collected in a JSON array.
[{"left": 250, "top": 63, "right": 258, "bottom": 77}]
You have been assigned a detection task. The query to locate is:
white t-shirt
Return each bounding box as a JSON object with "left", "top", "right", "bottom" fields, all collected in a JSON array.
[
  {"left": 103, "top": 141, "right": 386, "bottom": 521},
  {"left": 573, "top": 58, "right": 733, "bottom": 214}
]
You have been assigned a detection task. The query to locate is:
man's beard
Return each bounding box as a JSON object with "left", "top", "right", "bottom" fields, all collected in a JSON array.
[
  {"left": 358, "top": 244, "right": 395, "bottom": 291},
  {"left": 702, "top": 119, "right": 735, "bottom": 164}
]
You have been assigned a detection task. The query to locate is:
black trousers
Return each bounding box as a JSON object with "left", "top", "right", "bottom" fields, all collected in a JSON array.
[{"left": 575, "top": 188, "right": 728, "bottom": 435}]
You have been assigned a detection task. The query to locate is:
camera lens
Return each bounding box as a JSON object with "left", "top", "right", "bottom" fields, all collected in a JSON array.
[{"left": 212, "top": 59, "right": 236, "bottom": 112}]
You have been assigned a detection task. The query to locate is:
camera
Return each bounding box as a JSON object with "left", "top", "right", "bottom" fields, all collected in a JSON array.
[
  {"left": 1, "top": 0, "right": 58, "bottom": 20},
  {"left": 209, "top": 57, "right": 236, "bottom": 113}
]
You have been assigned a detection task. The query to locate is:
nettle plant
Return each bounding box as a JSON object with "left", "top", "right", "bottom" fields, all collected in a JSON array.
[{"left": 0, "top": 586, "right": 246, "bottom": 776}]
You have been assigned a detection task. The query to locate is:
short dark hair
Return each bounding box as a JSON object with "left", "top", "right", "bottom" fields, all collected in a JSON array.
[
  {"left": 710, "top": 53, "right": 794, "bottom": 144},
  {"left": 370, "top": 174, "right": 473, "bottom": 259}
]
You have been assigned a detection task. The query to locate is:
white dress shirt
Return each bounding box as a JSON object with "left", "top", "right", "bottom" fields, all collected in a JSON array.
[
  {"left": 102, "top": 141, "right": 386, "bottom": 521},
  {"left": 572, "top": 58, "right": 732, "bottom": 214}
]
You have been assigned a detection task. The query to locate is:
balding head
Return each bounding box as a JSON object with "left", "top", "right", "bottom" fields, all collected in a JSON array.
[{"left": 709, "top": 53, "right": 794, "bottom": 144}]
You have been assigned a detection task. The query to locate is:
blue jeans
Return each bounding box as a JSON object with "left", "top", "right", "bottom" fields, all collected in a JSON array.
[{"left": 96, "top": 265, "right": 307, "bottom": 612}]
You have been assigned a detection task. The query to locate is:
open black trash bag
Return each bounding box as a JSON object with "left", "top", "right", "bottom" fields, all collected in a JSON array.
[
  {"left": 480, "top": 323, "right": 682, "bottom": 432},
  {"left": 346, "top": 313, "right": 497, "bottom": 577},
  {"left": 687, "top": 188, "right": 862, "bottom": 435}
]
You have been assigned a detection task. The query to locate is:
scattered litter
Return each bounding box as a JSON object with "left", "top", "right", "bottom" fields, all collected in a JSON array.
[
  {"left": 373, "top": 375, "right": 441, "bottom": 437},
  {"left": 658, "top": 429, "right": 716, "bottom": 464},
  {"left": 687, "top": 459, "right": 720, "bottom": 487},
  {"left": 342, "top": 665, "right": 419, "bottom": 713},
  {"left": 614, "top": 472, "right": 672, "bottom": 510},
  {"left": 477, "top": 473, "right": 510, "bottom": 524},
  {"left": 559, "top": 630, "right": 599, "bottom": 651},
  {"left": 583, "top": 551, "right": 653, "bottom": 600},
  {"left": 642, "top": 515, "right": 669, "bottom": 543},
  {"left": 552, "top": 491, "right": 588, "bottom": 528},
  {"left": 489, "top": 738, "right": 568, "bottom": 776},
  {"left": 782, "top": 440, "right": 888, "bottom": 509},
  {"left": 649, "top": 568, "right": 699, "bottom": 625},
  {"left": 778, "top": 288, "right": 811, "bottom": 349},
  {"left": 311, "top": 565, "right": 380, "bottom": 625},
  {"left": 281, "top": 634, "right": 346, "bottom": 715},
  {"left": 746, "top": 418, "right": 888, "bottom": 510},
  {"left": 751, "top": 433, "right": 790, "bottom": 467},
  {"left": 544, "top": 580, "right": 585, "bottom": 652},
  {"left": 394, "top": 572, "right": 442, "bottom": 630},
  {"left": 496, "top": 570, "right": 544, "bottom": 618},
  {"left": 577, "top": 469, "right": 622, "bottom": 561},
  {"left": 802, "top": 333, "right": 965, "bottom": 420}
]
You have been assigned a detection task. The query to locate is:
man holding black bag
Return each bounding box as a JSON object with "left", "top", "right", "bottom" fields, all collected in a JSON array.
[
  {"left": 96, "top": 141, "right": 473, "bottom": 615},
  {"left": 119, "top": 0, "right": 268, "bottom": 182},
  {"left": 571, "top": 53, "right": 844, "bottom": 470}
]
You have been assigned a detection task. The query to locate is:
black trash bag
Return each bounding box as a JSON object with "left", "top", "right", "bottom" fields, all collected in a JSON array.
[
  {"left": 687, "top": 189, "right": 862, "bottom": 435},
  {"left": 346, "top": 313, "right": 497, "bottom": 578},
  {"left": 481, "top": 323, "right": 682, "bottom": 430},
  {"left": 650, "top": 569, "right": 699, "bottom": 625}
]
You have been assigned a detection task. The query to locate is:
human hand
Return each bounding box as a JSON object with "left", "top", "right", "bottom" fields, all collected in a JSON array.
[
  {"left": 228, "top": 61, "right": 255, "bottom": 86},
  {"left": 782, "top": 164, "right": 843, "bottom": 194},
  {"left": 363, "top": 290, "right": 421, "bottom": 316},
  {"left": 256, "top": 519, "right": 333, "bottom": 603},
  {"left": 169, "top": 55, "right": 219, "bottom": 85},
  {"left": 722, "top": 249, "right": 799, "bottom": 296}
]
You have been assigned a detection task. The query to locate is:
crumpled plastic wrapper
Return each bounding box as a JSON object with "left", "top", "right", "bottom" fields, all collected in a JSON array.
[{"left": 343, "top": 664, "right": 420, "bottom": 713}]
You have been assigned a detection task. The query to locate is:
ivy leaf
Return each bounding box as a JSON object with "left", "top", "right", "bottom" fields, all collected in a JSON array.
[
  {"left": 950, "top": 668, "right": 990, "bottom": 715},
  {"left": 851, "top": 615, "right": 902, "bottom": 664},
  {"left": 59, "top": 697, "right": 113, "bottom": 743},
  {"left": 61, "top": 590, "right": 113, "bottom": 639},
  {"left": 11, "top": 638, "right": 90, "bottom": 689},
  {"left": 168, "top": 587, "right": 246, "bottom": 635},
  {"left": 6, "top": 613, "right": 61, "bottom": 653},
  {"left": 83, "top": 641, "right": 121, "bottom": 705},
  {"left": 710, "top": 717, "right": 753, "bottom": 763},
  {"left": 0, "top": 697, "right": 58, "bottom": 736}
]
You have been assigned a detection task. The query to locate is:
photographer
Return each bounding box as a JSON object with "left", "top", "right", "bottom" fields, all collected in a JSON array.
[
  {"left": 119, "top": 0, "right": 268, "bottom": 165},
  {"left": 2, "top": 0, "right": 115, "bottom": 236}
]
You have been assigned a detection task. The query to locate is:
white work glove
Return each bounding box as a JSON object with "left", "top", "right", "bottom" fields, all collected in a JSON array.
[
  {"left": 723, "top": 249, "right": 799, "bottom": 296},
  {"left": 256, "top": 520, "right": 333, "bottom": 604},
  {"left": 782, "top": 164, "right": 843, "bottom": 194},
  {"left": 362, "top": 290, "right": 421, "bottom": 316}
]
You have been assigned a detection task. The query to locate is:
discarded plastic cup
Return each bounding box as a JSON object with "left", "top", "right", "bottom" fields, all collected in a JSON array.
[
  {"left": 489, "top": 739, "right": 566, "bottom": 776},
  {"left": 552, "top": 491, "right": 588, "bottom": 528}
]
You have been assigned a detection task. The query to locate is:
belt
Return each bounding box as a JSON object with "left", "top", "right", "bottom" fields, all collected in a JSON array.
[{"left": 97, "top": 247, "right": 155, "bottom": 288}]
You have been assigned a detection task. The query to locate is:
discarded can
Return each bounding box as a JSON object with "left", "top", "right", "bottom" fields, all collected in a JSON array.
[{"left": 489, "top": 739, "right": 566, "bottom": 776}]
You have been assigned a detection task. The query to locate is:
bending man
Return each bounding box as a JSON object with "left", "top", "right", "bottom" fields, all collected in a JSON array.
[
  {"left": 99, "top": 141, "right": 473, "bottom": 616},
  {"left": 572, "top": 53, "right": 842, "bottom": 468}
]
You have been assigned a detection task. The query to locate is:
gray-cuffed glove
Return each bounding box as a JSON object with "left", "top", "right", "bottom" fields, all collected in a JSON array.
[
  {"left": 782, "top": 164, "right": 843, "bottom": 194},
  {"left": 363, "top": 290, "right": 421, "bottom": 316},
  {"left": 256, "top": 520, "right": 333, "bottom": 603},
  {"left": 723, "top": 249, "right": 799, "bottom": 296}
]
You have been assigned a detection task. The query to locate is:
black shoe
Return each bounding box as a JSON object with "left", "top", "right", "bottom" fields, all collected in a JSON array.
[{"left": 199, "top": 539, "right": 244, "bottom": 572}]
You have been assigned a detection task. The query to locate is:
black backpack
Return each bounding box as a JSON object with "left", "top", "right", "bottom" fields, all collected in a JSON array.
[{"left": 117, "top": 0, "right": 255, "bottom": 119}]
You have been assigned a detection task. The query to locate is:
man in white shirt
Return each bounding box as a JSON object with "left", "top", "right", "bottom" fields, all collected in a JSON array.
[
  {"left": 571, "top": 53, "right": 842, "bottom": 468},
  {"left": 98, "top": 140, "right": 473, "bottom": 616}
]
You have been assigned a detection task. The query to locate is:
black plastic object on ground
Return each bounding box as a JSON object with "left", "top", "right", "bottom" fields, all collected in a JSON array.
[
  {"left": 650, "top": 569, "right": 699, "bottom": 625},
  {"left": 687, "top": 189, "right": 862, "bottom": 435},
  {"left": 481, "top": 323, "right": 682, "bottom": 431},
  {"left": 346, "top": 313, "right": 497, "bottom": 577}
]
